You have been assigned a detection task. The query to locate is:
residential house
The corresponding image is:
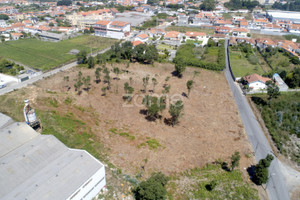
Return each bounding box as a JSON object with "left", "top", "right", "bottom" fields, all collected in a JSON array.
[
  {"left": 165, "top": 0, "right": 184, "bottom": 5},
  {"left": 262, "top": 23, "right": 283, "bottom": 32},
  {"left": 243, "top": 73, "right": 272, "bottom": 91},
  {"left": 255, "top": 38, "right": 276, "bottom": 49},
  {"left": 94, "top": 20, "right": 131, "bottom": 39},
  {"left": 135, "top": 33, "right": 148, "bottom": 43},
  {"left": 185, "top": 31, "right": 206, "bottom": 40},
  {"left": 215, "top": 26, "right": 231, "bottom": 35},
  {"left": 178, "top": 13, "right": 188, "bottom": 25},
  {"left": 192, "top": 13, "right": 211, "bottom": 26},
  {"left": 132, "top": 40, "right": 143, "bottom": 46},
  {"left": 0, "top": 20, "right": 7, "bottom": 28},
  {"left": 164, "top": 31, "right": 181, "bottom": 41},
  {"left": 214, "top": 20, "right": 233, "bottom": 27},
  {"left": 10, "top": 32, "right": 23, "bottom": 40},
  {"left": 253, "top": 18, "right": 269, "bottom": 27},
  {"left": 232, "top": 28, "right": 249, "bottom": 37},
  {"left": 239, "top": 21, "right": 248, "bottom": 28},
  {"left": 289, "top": 24, "right": 300, "bottom": 34},
  {"left": 148, "top": 28, "right": 165, "bottom": 38}
]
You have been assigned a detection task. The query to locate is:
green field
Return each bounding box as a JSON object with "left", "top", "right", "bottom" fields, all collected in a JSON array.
[
  {"left": 265, "top": 51, "right": 297, "bottom": 72},
  {"left": 229, "top": 47, "right": 267, "bottom": 77},
  {"left": 0, "top": 35, "right": 116, "bottom": 71},
  {"left": 166, "top": 26, "right": 215, "bottom": 35},
  {"left": 203, "top": 46, "right": 219, "bottom": 63},
  {"left": 157, "top": 44, "right": 175, "bottom": 51}
]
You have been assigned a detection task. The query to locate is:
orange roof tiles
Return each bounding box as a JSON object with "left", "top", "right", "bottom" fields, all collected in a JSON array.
[
  {"left": 95, "top": 20, "right": 110, "bottom": 26},
  {"left": 137, "top": 33, "right": 148, "bottom": 39},
  {"left": 185, "top": 31, "right": 206, "bottom": 37},
  {"left": 110, "top": 21, "right": 129, "bottom": 27},
  {"left": 244, "top": 74, "right": 271, "bottom": 84},
  {"left": 165, "top": 31, "right": 180, "bottom": 38},
  {"left": 132, "top": 40, "right": 144, "bottom": 46},
  {"left": 232, "top": 28, "right": 248, "bottom": 32}
]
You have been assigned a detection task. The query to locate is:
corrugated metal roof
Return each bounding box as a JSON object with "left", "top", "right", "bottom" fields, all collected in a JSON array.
[{"left": 0, "top": 120, "right": 104, "bottom": 200}]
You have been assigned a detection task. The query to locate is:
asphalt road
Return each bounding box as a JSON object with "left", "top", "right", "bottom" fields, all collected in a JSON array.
[
  {"left": 0, "top": 47, "right": 111, "bottom": 96},
  {"left": 224, "top": 39, "right": 290, "bottom": 200}
]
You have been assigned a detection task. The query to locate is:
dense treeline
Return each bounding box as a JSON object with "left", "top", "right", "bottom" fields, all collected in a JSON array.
[
  {"left": 272, "top": 0, "right": 300, "bottom": 12},
  {"left": 97, "top": 41, "right": 158, "bottom": 64},
  {"left": 0, "top": 14, "right": 9, "bottom": 20},
  {"left": 57, "top": 0, "right": 72, "bottom": 6},
  {"left": 173, "top": 40, "right": 225, "bottom": 71},
  {"left": 224, "top": 0, "right": 259, "bottom": 10},
  {"left": 200, "top": 0, "right": 216, "bottom": 11}
]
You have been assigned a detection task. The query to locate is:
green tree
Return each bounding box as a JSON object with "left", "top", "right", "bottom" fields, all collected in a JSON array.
[
  {"left": 77, "top": 51, "right": 87, "bottom": 64},
  {"left": 113, "top": 67, "right": 120, "bottom": 92},
  {"left": 87, "top": 56, "right": 95, "bottom": 68},
  {"left": 143, "top": 95, "right": 166, "bottom": 120},
  {"left": 152, "top": 78, "right": 158, "bottom": 93},
  {"left": 230, "top": 151, "right": 240, "bottom": 171},
  {"left": 266, "top": 81, "right": 280, "bottom": 106},
  {"left": 254, "top": 154, "right": 274, "bottom": 185},
  {"left": 89, "top": 26, "right": 95, "bottom": 33},
  {"left": 186, "top": 80, "right": 194, "bottom": 97},
  {"left": 133, "top": 172, "right": 169, "bottom": 200},
  {"left": 95, "top": 67, "right": 101, "bottom": 83},
  {"left": 101, "top": 86, "right": 107, "bottom": 96},
  {"left": 175, "top": 62, "right": 186, "bottom": 78},
  {"left": 200, "top": 0, "right": 216, "bottom": 11},
  {"left": 123, "top": 82, "right": 134, "bottom": 101},
  {"left": 103, "top": 67, "right": 111, "bottom": 89},
  {"left": 169, "top": 100, "right": 184, "bottom": 126},
  {"left": 82, "top": 76, "right": 90, "bottom": 91},
  {"left": 143, "top": 75, "right": 150, "bottom": 93}
]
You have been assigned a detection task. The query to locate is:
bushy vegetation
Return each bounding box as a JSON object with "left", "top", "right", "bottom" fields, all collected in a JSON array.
[
  {"left": 173, "top": 39, "right": 225, "bottom": 71},
  {"left": 251, "top": 92, "right": 300, "bottom": 164},
  {"left": 97, "top": 41, "right": 158, "bottom": 64},
  {"left": 133, "top": 172, "right": 169, "bottom": 200},
  {"left": 284, "top": 34, "right": 300, "bottom": 43},
  {"left": 200, "top": 0, "right": 216, "bottom": 11},
  {"left": 0, "top": 58, "right": 24, "bottom": 76},
  {"left": 254, "top": 154, "right": 274, "bottom": 185},
  {"left": 224, "top": 0, "right": 259, "bottom": 10},
  {"left": 273, "top": 0, "right": 300, "bottom": 12},
  {"left": 167, "top": 163, "right": 259, "bottom": 199}
]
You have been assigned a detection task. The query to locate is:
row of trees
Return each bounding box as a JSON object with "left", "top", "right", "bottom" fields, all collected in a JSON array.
[
  {"left": 224, "top": 0, "right": 260, "bottom": 10},
  {"left": 97, "top": 42, "right": 158, "bottom": 64},
  {"left": 0, "top": 58, "right": 24, "bottom": 76},
  {"left": 272, "top": 0, "right": 300, "bottom": 12}
]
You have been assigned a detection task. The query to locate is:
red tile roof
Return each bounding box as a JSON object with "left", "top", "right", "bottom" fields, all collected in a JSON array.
[
  {"left": 132, "top": 40, "right": 144, "bottom": 46},
  {"left": 244, "top": 74, "right": 271, "bottom": 84}
]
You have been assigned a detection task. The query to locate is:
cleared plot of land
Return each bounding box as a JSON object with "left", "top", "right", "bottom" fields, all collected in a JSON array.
[
  {"left": 0, "top": 35, "right": 116, "bottom": 71},
  {"left": 166, "top": 26, "right": 215, "bottom": 35},
  {"left": 157, "top": 44, "right": 175, "bottom": 51},
  {"left": 264, "top": 51, "right": 298, "bottom": 72},
  {"left": 229, "top": 47, "right": 266, "bottom": 77},
  {"left": 0, "top": 63, "right": 259, "bottom": 198}
]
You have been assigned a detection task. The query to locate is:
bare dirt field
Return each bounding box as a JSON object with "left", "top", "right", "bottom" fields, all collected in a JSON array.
[{"left": 26, "top": 62, "right": 256, "bottom": 177}]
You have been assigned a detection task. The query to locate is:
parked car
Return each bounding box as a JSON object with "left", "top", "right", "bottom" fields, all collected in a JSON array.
[{"left": 0, "top": 83, "right": 7, "bottom": 89}]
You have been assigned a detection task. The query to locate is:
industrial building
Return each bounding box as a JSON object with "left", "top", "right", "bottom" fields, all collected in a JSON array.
[
  {"left": 267, "top": 10, "right": 300, "bottom": 23},
  {"left": 0, "top": 113, "right": 106, "bottom": 200}
]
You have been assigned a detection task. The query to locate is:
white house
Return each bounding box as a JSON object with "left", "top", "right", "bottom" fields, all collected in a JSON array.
[
  {"left": 243, "top": 73, "right": 272, "bottom": 91},
  {"left": 135, "top": 33, "right": 149, "bottom": 43},
  {"left": 0, "top": 20, "right": 7, "bottom": 28},
  {"left": 185, "top": 31, "right": 206, "bottom": 41},
  {"left": 94, "top": 20, "right": 131, "bottom": 39},
  {"left": 232, "top": 28, "right": 249, "bottom": 37}
]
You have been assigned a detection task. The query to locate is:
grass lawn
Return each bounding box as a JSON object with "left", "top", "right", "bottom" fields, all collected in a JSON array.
[
  {"left": 167, "top": 163, "right": 259, "bottom": 200},
  {"left": 0, "top": 35, "right": 116, "bottom": 71},
  {"left": 157, "top": 44, "right": 175, "bottom": 51},
  {"left": 202, "top": 46, "right": 219, "bottom": 63},
  {"left": 266, "top": 51, "right": 298, "bottom": 72},
  {"left": 186, "top": 39, "right": 203, "bottom": 45},
  {"left": 229, "top": 48, "right": 265, "bottom": 77},
  {"left": 166, "top": 26, "right": 215, "bottom": 35}
]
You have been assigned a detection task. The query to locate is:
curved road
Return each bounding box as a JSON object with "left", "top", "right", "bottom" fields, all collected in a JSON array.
[{"left": 224, "top": 39, "right": 289, "bottom": 200}]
